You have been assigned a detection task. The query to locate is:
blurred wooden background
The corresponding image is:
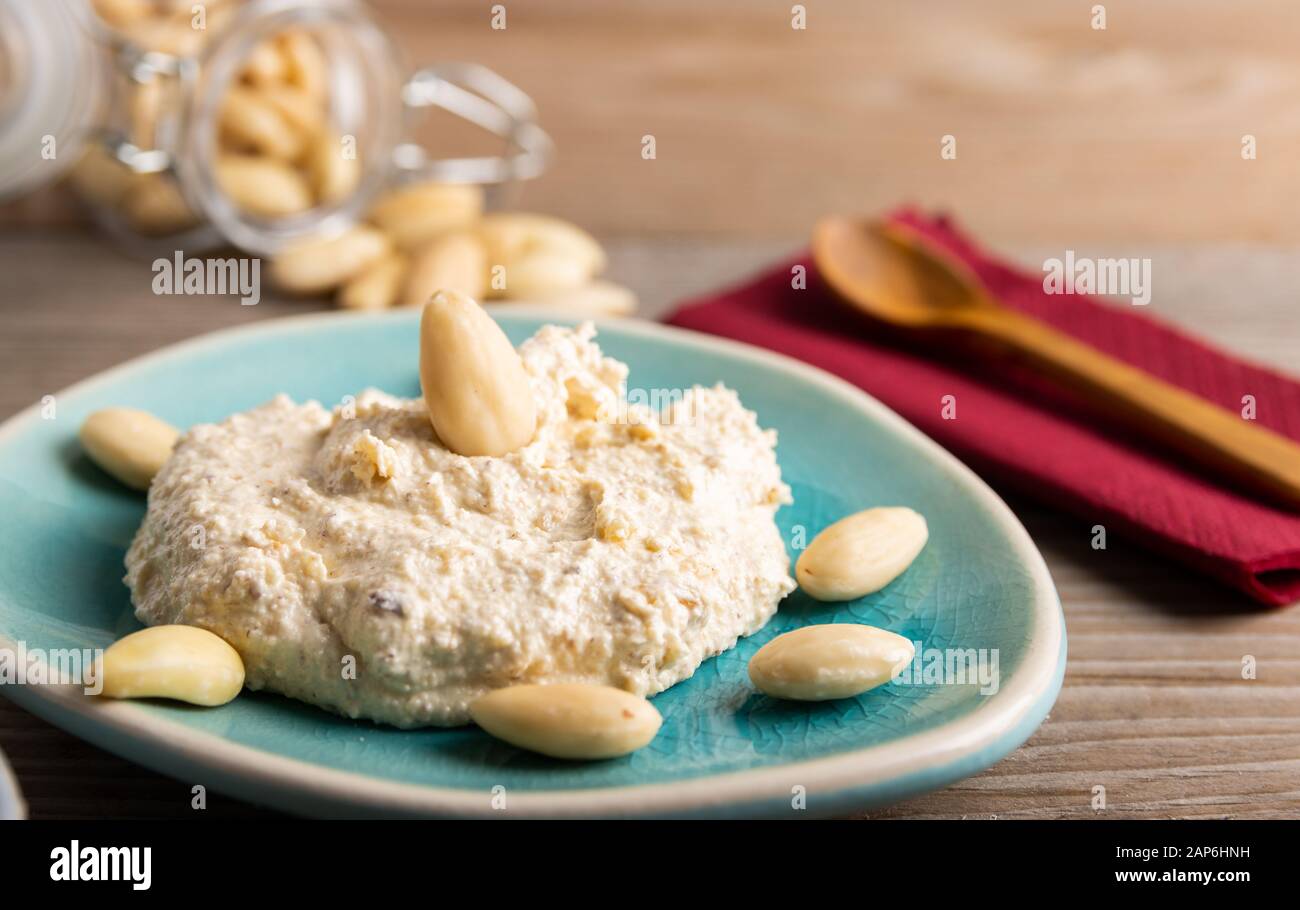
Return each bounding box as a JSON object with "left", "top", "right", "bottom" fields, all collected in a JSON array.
[{"left": 6, "top": 0, "right": 1300, "bottom": 246}]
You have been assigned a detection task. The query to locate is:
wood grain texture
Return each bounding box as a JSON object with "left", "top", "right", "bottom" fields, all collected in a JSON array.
[
  {"left": 5, "top": 0, "right": 1300, "bottom": 246},
  {"left": 0, "top": 231, "right": 1298, "bottom": 818}
]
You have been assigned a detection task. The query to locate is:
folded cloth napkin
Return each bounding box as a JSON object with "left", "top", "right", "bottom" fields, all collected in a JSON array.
[{"left": 667, "top": 209, "right": 1300, "bottom": 606}]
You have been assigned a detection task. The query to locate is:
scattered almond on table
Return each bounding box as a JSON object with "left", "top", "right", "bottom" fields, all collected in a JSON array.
[{"left": 279, "top": 191, "right": 637, "bottom": 315}]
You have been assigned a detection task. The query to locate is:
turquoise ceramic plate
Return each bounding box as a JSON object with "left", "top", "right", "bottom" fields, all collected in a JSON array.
[{"left": 0, "top": 309, "right": 1064, "bottom": 818}]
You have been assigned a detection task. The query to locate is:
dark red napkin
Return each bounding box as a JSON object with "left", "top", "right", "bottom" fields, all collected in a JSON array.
[{"left": 667, "top": 209, "right": 1300, "bottom": 606}]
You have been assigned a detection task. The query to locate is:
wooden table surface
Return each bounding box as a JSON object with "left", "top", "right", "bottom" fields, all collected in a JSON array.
[{"left": 1, "top": 230, "right": 1299, "bottom": 819}]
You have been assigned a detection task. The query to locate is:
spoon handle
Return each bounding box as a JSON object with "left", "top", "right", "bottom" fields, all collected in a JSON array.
[{"left": 965, "top": 307, "right": 1300, "bottom": 510}]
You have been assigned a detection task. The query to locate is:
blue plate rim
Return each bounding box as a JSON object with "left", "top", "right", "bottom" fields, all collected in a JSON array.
[
  {"left": 0, "top": 743, "right": 25, "bottom": 820},
  {"left": 0, "top": 307, "right": 1066, "bottom": 818}
]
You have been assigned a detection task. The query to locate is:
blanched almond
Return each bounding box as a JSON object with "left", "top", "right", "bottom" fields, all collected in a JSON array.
[
  {"left": 79, "top": 408, "right": 180, "bottom": 491},
  {"left": 271, "top": 226, "right": 391, "bottom": 294},
  {"left": 337, "top": 251, "right": 408, "bottom": 310},
  {"left": 120, "top": 17, "right": 205, "bottom": 57},
  {"left": 216, "top": 155, "right": 313, "bottom": 217},
  {"left": 367, "top": 181, "right": 484, "bottom": 251},
  {"left": 748, "top": 624, "right": 915, "bottom": 701},
  {"left": 91, "top": 0, "right": 153, "bottom": 28},
  {"left": 240, "top": 39, "right": 289, "bottom": 86},
  {"left": 401, "top": 231, "right": 487, "bottom": 306},
  {"left": 495, "top": 250, "right": 592, "bottom": 297},
  {"left": 279, "top": 30, "right": 329, "bottom": 100},
  {"left": 121, "top": 175, "right": 198, "bottom": 235},
  {"left": 497, "top": 280, "right": 638, "bottom": 316},
  {"left": 479, "top": 213, "right": 606, "bottom": 268},
  {"left": 219, "top": 87, "right": 303, "bottom": 160},
  {"left": 259, "top": 84, "right": 327, "bottom": 139},
  {"left": 305, "top": 131, "right": 361, "bottom": 205},
  {"left": 419, "top": 290, "right": 536, "bottom": 456},
  {"left": 469, "top": 683, "right": 662, "bottom": 759},
  {"left": 479, "top": 213, "right": 606, "bottom": 299},
  {"left": 68, "top": 145, "right": 140, "bottom": 209},
  {"left": 98, "top": 625, "right": 245, "bottom": 706},
  {"left": 796, "top": 507, "right": 928, "bottom": 601}
]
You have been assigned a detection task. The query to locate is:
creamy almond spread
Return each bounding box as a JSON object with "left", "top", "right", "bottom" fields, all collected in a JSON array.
[{"left": 125, "top": 324, "right": 795, "bottom": 727}]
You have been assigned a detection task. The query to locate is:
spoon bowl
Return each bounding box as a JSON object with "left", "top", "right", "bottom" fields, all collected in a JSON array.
[{"left": 812, "top": 217, "right": 997, "bottom": 329}]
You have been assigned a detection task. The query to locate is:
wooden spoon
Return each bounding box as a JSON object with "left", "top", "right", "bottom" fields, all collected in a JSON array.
[{"left": 811, "top": 216, "right": 1300, "bottom": 511}]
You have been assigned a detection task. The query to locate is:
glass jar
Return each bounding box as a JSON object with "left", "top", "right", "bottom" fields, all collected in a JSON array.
[{"left": 0, "top": 0, "right": 551, "bottom": 255}]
